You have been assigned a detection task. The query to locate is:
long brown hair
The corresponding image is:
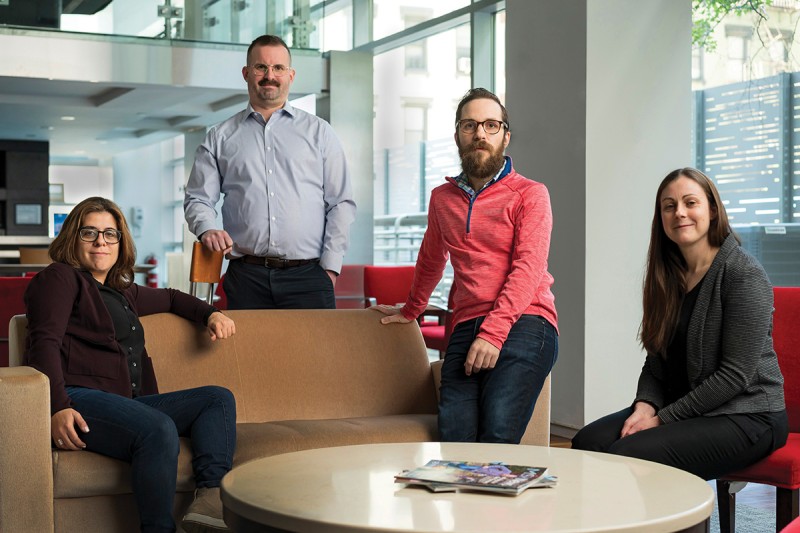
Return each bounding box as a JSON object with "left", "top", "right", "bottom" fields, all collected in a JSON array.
[
  {"left": 640, "top": 168, "right": 737, "bottom": 356},
  {"left": 49, "top": 197, "right": 137, "bottom": 290}
]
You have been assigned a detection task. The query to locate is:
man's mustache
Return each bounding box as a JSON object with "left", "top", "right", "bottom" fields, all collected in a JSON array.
[
  {"left": 469, "top": 141, "right": 492, "bottom": 152},
  {"left": 258, "top": 79, "right": 280, "bottom": 87}
]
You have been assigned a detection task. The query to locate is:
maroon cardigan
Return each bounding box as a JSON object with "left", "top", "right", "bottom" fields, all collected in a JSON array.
[{"left": 23, "top": 262, "right": 215, "bottom": 415}]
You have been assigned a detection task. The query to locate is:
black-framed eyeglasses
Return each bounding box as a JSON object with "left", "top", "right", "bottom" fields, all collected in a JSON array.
[
  {"left": 456, "top": 119, "right": 508, "bottom": 135},
  {"left": 249, "top": 63, "right": 292, "bottom": 77},
  {"left": 79, "top": 227, "right": 122, "bottom": 244}
]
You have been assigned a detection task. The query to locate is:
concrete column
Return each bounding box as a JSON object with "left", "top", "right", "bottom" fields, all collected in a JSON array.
[
  {"left": 506, "top": 0, "right": 691, "bottom": 432},
  {"left": 319, "top": 50, "right": 374, "bottom": 265}
]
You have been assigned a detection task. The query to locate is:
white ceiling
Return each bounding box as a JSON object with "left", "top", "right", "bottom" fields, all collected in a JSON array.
[{"left": 0, "top": 74, "right": 250, "bottom": 164}]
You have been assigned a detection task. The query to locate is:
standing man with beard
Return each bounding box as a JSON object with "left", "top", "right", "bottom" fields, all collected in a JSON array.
[
  {"left": 374, "top": 88, "right": 559, "bottom": 444},
  {"left": 185, "top": 35, "right": 356, "bottom": 309}
]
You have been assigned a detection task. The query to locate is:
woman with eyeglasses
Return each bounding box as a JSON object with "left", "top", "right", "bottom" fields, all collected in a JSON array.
[{"left": 24, "top": 197, "right": 237, "bottom": 533}]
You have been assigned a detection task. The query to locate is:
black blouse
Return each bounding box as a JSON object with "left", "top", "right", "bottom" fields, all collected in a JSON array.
[{"left": 96, "top": 282, "right": 145, "bottom": 397}]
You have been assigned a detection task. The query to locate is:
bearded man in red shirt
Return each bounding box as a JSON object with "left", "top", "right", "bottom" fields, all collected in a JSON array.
[{"left": 374, "top": 88, "right": 559, "bottom": 443}]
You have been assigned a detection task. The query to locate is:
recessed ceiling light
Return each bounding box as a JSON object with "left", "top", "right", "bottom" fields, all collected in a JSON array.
[{"left": 61, "top": 116, "right": 75, "bottom": 121}]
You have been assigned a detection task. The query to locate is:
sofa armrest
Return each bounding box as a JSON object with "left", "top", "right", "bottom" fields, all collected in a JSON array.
[
  {"left": 430, "top": 360, "right": 443, "bottom": 403},
  {"left": 0, "top": 366, "right": 54, "bottom": 532},
  {"left": 429, "top": 360, "right": 550, "bottom": 446}
]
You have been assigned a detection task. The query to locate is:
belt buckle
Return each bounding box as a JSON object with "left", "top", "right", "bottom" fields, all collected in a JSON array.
[{"left": 265, "top": 257, "right": 288, "bottom": 268}]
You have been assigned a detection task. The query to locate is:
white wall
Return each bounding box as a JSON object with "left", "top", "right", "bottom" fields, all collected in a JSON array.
[
  {"left": 507, "top": 0, "right": 692, "bottom": 431},
  {"left": 50, "top": 165, "right": 113, "bottom": 203},
  {"left": 113, "top": 137, "right": 183, "bottom": 284},
  {"left": 584, "top": 0, "right": 692, "bottom": 422}
]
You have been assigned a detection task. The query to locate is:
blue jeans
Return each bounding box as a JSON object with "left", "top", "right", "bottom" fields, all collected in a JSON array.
[
  {"left": 438, "top": 315, "right": 558, "bottom": 443},
  {"left": 66, "top": 385, "right": 236, "bottom": 533}
]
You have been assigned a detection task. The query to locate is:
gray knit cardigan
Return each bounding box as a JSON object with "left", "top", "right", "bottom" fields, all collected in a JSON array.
[{"left": 636, "top": 233, "right": 785, "bottom": 423}]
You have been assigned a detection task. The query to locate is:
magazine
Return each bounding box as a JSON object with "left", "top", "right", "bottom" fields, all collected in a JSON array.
[{"left": 395, "top": 460, "right": 554, "bottom": 496}]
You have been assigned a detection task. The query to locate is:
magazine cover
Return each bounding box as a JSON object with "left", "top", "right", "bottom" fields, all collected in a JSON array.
[{"left": 395, "top": 460, "right": 551, "bottom": 495}]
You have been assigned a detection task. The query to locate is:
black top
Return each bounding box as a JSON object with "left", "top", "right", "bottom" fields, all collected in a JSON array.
[
  {"left": 97, "top": 282, "right": 145, "bottom": 397},
  {"left": 665, "top": 282, "right": 701, "bottom": 404}
]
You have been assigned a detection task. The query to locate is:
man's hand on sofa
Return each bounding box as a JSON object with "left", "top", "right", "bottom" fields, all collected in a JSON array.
[
  {"left": 371, "top": 304, "right": 413, "bottom": 325},
  {"left": 207, "top": 312, "right": 236, "bottom": 341},
  {"left": 52, "top": 408, "right": 89, "bottom": 451}
]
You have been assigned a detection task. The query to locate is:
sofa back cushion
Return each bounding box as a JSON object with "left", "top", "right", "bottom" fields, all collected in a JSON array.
[{"left": 141, "top": 309, "right": 438, "bottom": 423}]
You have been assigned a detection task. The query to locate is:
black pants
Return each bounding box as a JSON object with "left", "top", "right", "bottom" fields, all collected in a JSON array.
[
  {"left": 223, "top": 259, "right": 335, "bottom": 310},
  {"left": 571, "top": 407, "right": 785, "bottom": 480}
]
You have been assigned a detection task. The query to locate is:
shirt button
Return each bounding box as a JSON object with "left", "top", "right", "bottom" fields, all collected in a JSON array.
[
  {"left": 128, "top": 346, "right": 133, "bottom": 352},
  {"left": 270, "top": 192, "right": 275, "bottom": 197},
  {"left": 131, "top": 326, "right": 136, "bottom": 331},
  {"left": 271, "top": 216, "right": 276, "bottom": 221},
  {"left": 266, "top": 126, "right": 271, "bottom": 131},
  {"left": 132, "top": 362, "right": 137, "bottom": 367},
  {"left": 271, "top": 241, "right": 276, "bottom": 245},
  {"left": 131, "top": 382, "right": 136, "bottom": 388},
  {"left": 268, "top": 169, "right": 273, "bottom": 174},
  {"left": 267, "top": 146, "right": 272, "bottom": 151}
]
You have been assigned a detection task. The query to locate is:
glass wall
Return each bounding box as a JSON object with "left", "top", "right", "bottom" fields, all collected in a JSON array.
[
  {"left": 24, "top": 0, "right": 330, "bottom": 49},
  {"left": 372, "top": 0, "right": 470, "bottom": 40},
  {"left": 692, "top": 2, "right": 800, "bottom": 285}
]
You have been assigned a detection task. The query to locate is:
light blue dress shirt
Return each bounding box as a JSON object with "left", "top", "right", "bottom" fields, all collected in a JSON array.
[{"left": 184, "top": 102, "right": 357, "bottom": 274}]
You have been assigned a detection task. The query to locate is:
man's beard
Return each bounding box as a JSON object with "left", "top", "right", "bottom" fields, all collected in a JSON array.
[{"left": 458, "top": 140, "right": 505, "bottom": 182}]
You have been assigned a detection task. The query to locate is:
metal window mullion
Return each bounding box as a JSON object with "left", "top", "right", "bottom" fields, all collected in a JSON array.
[
  {"left": 781, "top": 72, "right": 792, "bottom": 222},
  {"left": 470, "top": 10, "right": 493, "bottom": 91}
]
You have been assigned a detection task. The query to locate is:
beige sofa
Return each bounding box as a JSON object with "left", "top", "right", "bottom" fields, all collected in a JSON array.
[{"left": 0, "top": 309, "right": 550, "bottom": 532}]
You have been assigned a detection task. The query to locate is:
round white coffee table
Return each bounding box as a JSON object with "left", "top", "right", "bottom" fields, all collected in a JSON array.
[{"left": 221, "top": 442, "right": 714, "bottom": 533}]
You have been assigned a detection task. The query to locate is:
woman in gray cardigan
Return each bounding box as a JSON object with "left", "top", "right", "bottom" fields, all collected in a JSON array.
[{"left": 572, "top": 168, "right": 788, "bottom": 480}]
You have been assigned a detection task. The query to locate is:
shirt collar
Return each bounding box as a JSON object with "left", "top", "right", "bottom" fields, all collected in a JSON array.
[
  {"left": 244, "top": 100, "right": 296, "bottom": 124},
  {"left": 454, "top": 155, "right": 512, "bottom": 195}
]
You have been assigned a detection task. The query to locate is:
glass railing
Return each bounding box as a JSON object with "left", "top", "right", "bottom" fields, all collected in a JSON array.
[{"left": 0, "top": 0, "right": 346, "bottom": 51}]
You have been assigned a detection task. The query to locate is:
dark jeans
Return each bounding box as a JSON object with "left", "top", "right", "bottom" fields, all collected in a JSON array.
[
  {"left": 66, "top": 385, "right": 236, "bottom": 533},
  {"left": 224, "top": 259, "right": 335, "bottom": 310},
  {"left": 571, "top": 407, "right": 786, "bottom": 480},
  {"left": 438, "top": 315, "right": 558, "bottom": 443}
]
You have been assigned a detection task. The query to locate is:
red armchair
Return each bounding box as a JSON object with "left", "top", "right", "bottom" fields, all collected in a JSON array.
[
  {"left": 717, "top": 287, "right": 800, "bottom": 533},
  {"left": 420, "top": 285, "right": 456, "bottom": 358},
  {"left": 363, "top": 265, "right": 415, "bottom": 307},
  {"left": 363, "top": 265, "right": 440, "bottom": 327},
  {"left": 784, "top": 516, "right": 800, "bottom": 533},
  {"left": 334, "top": 264, "right": 368, "bottom": 309},
  {"left": 0, "top": 276, "right": 32, "bottom": 366}
]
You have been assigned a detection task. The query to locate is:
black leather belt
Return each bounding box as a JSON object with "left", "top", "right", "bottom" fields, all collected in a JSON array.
[{"left": 241, "top": 256, "right": 319, "bottom": 269}]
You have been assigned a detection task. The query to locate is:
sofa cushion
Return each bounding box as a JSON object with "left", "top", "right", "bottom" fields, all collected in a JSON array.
[
  {"left": 234, "top": 415, "right": 439, "bottom": 465},
  {"left": 52, "top": 439, "right": 195, "bottom": 498},
  {"left": 53, "top": 415, "right": 438, "bottom": 498}
]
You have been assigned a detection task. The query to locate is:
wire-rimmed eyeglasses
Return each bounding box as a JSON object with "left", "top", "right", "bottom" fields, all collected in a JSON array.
[
  {"left": 249, "top": 63, "right": 293, "bottom": 77},
  {"left": 79, "top": 227, "right": 122, "bottom": 244},
  {"left": 456, "top": 119, "right": 508, "bottom": 135}
]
